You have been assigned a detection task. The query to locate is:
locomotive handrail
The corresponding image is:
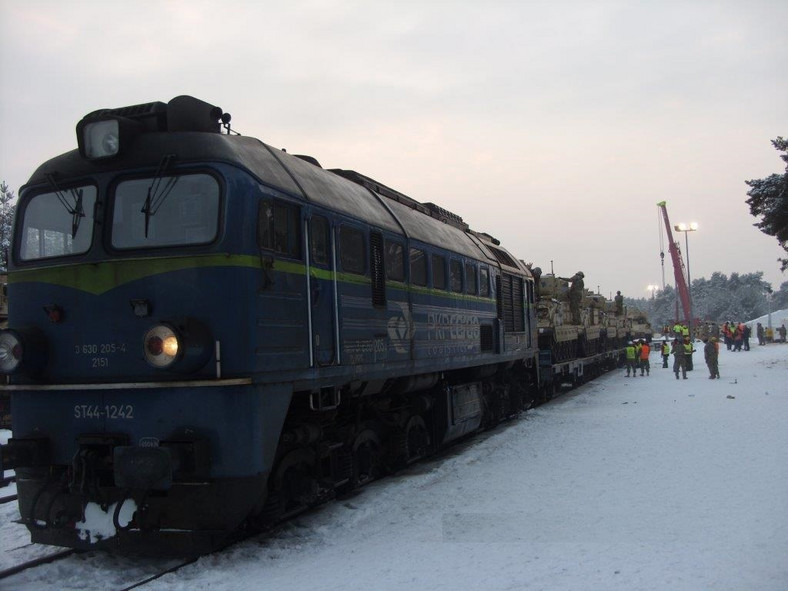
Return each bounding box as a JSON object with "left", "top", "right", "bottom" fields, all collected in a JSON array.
[{"left": 2, "top": 378, "right": 252, "bottom": 391}]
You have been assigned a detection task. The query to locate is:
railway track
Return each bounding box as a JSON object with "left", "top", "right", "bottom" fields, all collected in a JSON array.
[
  {"left": 0, "top": 473, "right": 16, "bottom": 504},
  {"left": 115, "top": 557, "right": 200, "bottom": 591},
  {"left": 0, "top": 546, "right": 199, "bottom": 589},
  {"left": 0, "top": 548, "right": 77, "bottom": 580}
]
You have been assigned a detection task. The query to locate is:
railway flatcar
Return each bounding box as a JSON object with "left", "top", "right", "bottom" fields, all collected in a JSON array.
[{"left": 0, "top": 96, "right": 540, "bottom": 555}]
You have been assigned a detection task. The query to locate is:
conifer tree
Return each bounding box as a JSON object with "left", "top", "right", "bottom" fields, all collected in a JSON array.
[
  {"left": 0, "top": 181, "right": 16, "bottom": 270},
  {"left": 745, "top": 137, "right": 788, "bottom": 270}
]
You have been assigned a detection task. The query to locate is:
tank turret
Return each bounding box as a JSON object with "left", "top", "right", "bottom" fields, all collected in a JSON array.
[{"left": 627, "top": 307, "right": 653, "bottom": 342}]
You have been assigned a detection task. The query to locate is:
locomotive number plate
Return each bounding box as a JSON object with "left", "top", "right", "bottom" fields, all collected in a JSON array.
[
  {"left": 73, "top": 342, "right": 128, "bottom": 370},
  {"left": 74, "top": 404, "right": 135, "bottom": 420}
]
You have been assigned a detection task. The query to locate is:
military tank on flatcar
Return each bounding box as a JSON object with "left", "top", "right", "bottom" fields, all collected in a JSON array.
[
  {"left": 536, "top": 275, "right": 579, "bottom": 362},
  {"left": 536, "top": 273, "right": 610, "bottom": 361}
]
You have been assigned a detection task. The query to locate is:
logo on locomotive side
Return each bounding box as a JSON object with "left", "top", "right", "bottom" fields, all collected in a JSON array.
[
  {"left": 427, "top": 312, "right": 480, "bottom": 341},
  {"left": 387, "top": 301, "right": 414, "bottom": 354}
]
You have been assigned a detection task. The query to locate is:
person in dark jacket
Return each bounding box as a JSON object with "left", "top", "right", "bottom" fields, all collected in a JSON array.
[
  {"left": 672, "top": 338, "right": 687, "bottom": 380},
  {"left": 704, "top": 337, "right": 720, "bottom": 379}
]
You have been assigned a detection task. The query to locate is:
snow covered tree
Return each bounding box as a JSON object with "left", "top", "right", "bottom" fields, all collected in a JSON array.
[
  {"left": 771, "top": 281, "right": 788, "bottom": 311},
  {"left": 745, "top": 137, "right": 788, "bottom": 271},
  {"left": 631, "top": 272, "right": 776, "bottom": 327},
  {"left": 0, "top": 181, "right": 16, "bottom": 271}
]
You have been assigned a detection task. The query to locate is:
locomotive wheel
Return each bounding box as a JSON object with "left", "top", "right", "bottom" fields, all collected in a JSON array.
[
  {"left": 403, "top": 416, "right": 430, "bottom": 463},
  {"left": 264, "top": 448, "right": 318, "bottom": 520},
  {"left": 547, "top": 380, "right": 557, "bottom": 401},
  {"left": 351, "top": 428, "right": 382, "bottom": 487}
]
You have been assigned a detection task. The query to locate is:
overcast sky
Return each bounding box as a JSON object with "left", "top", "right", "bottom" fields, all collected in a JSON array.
[{"left": 1, "top": 0, "right": 786, "bottom": 300}]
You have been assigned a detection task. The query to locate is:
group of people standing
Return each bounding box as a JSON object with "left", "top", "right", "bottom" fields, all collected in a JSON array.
[
  {"left": 756, "top": 322, "right": 787, "bottom": 345},
  {"left": 624, "top": 340, "right": 651, "bottom": 376},
  {"left": 721, "top": 321, "right": 750, "bottom": 351},
  {"left": 631, "top": 334, "right": 719, "bottom": 380},
  {"left": 665, "top": 336, "right": 698, "bottom": 380},
  {"left": 622, "top": 318, "right": 786, "bottom": 384}
]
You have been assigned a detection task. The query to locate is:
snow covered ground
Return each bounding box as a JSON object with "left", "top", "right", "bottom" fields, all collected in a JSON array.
[{"left": 2, "top": 343, "right": 787, "bottom": 591}]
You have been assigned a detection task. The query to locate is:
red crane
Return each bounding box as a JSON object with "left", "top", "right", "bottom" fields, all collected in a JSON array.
[{"left": 657, "top": 201, "right": 692, "bottom": 326}]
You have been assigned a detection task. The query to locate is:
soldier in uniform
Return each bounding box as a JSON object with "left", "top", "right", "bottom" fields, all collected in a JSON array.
[
  {"left": 704, "top": 337, "right": 720, "bottom": 379},
  {"left": 671, "top": 337, "right": 688, "bottom": 380},
  {"left": 559, "top": 271, "right": 584, "bottom": 324},
  {"left": 614, "top": 291, "right": 624, "bottom": 316}
]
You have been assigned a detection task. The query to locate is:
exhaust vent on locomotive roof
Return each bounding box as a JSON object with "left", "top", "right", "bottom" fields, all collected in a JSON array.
[
  {"left": 423, "top": 202, "right": 468, "bottom": 231},
  {"left": 328, "top": 168, "right": 468, "bottom": 229},
  {"left": 166, "top": 95, "right": 228, "bottom": 133},
  {"left": 293, "top": 155, "right": 322, "bottom": 168}
]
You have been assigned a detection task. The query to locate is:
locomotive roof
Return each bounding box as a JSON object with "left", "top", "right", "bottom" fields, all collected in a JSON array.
[{"left": 26, "top": 128, "right": 525, "bottom": 272}]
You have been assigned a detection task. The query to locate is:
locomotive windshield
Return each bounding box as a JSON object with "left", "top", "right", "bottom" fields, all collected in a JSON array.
[
  {"left": 111, "top": 173, "right": 220, "bottom": 249},
  {"left": 19, "top": 185, "right": 97, "bottom": 261}
]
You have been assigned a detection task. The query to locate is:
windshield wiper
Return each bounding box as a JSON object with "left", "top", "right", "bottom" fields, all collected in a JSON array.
[
  {"left": 141, "top": 154, "right": 178, "bottom": 238},
  {"left": 45, "top": 173, "right": 85, "bottom": 239}
]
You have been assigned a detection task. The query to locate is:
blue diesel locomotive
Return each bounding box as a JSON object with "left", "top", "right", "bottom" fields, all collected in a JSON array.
[{"left": 1, "top": 96, "right": 540, "bottom": 554}]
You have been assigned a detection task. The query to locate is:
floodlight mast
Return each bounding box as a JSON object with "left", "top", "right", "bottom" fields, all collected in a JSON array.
[{"left": 656, "top": 201, "right": 692, "bottom": 326}]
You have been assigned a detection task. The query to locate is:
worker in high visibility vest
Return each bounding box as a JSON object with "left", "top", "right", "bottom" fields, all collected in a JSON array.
[
  {"left": 639, "top": 340, "right": 651, "bottom": 376},
  {"left": 661, "top": 339, "right": 670, "bottom": 368},
  {"left": 683, "top": 336, "right": 695, "bottom": 371},
  {"left": 625, "top": 341, "right": 637, "bottom": 377}
]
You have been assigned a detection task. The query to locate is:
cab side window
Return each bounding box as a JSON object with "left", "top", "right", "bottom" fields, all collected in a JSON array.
[
  {"left": 410, "top": 248, "right": 427, "bottom": 286},
  {"left": 310, "top": 216, "right": 330, "bottom": 266},
  {"left": 258, "top": 198, "right": 301, "bottom": 258},
  {"left": 450, "top": 259, "right": 463, "bottom": 293},
  {"left": 480, "top": 267, "right": 490, "bottom": 297},
  {"left": 465, "top": 263, "right": 477, "bottom": 295},
  {"left": 432, "top": 254, "right": 446, "bottom": 290},
  {"left": 385, "top": 239, "right": 405, "bottom": 282},
  {"left": 340, "top": 225, "right": 366, "bottom": 275}
]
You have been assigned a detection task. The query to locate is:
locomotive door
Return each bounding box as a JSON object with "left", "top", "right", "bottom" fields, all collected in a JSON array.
[{"left": 307, "top": 215, "right": 337, "bottom": 366}]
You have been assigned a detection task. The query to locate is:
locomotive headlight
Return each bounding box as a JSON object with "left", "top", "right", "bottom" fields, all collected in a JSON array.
[
  {"left": 81, "top": 119, "right": 121, "bottom": 159},
  {"left": 143, "top": 319, "right": 212, "bottom": 373},
  {"left": 0, "top": 328, "right": 47, "bottom": 375},
  {"left": 76, "top": 114, "right": 142, "bottom": 161},
  {"left": 0, "top": 330, "right": 23, "bottom": 374},
  {"left": 144, "top": 324, "right": 181, "bottom": 369}
]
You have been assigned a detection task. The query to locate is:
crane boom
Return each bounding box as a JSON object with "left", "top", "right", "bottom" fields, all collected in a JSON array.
[{"left": 656, "top": 201, "right": 692, "bottom": 325}]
